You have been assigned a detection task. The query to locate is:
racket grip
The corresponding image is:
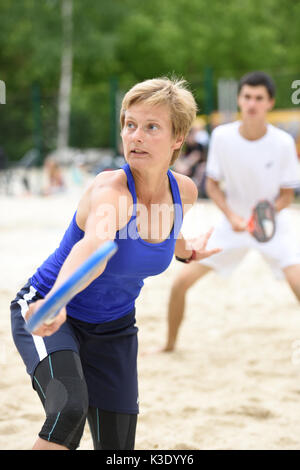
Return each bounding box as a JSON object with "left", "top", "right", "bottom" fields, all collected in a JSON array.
[
  {"left": 44, "top": 317, "right": 55, "bottom": 325},
  {"left": 43, "top": 309, "right": 60, "bottom": 325}
]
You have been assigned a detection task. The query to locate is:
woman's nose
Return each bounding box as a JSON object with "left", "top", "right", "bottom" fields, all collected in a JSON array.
[{"left": 132, "top": 127, "right": 144, "bottom": 142}]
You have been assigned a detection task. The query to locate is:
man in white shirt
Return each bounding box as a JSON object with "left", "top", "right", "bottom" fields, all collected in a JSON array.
[{"left": 163, "top": 71, "right": 300, "bottom": 352}]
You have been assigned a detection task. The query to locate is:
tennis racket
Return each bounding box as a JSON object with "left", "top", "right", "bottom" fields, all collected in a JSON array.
[
  {"left": 247, "top": 200, "right": 276, "bottom": 242},
  {"left": 26, "top": 240, "right": 118, "bottom": 333}
]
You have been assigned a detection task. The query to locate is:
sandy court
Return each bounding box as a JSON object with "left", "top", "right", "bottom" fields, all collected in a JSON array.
[{"left": 1, "top": 172, "right": 300, "bottom": 450}]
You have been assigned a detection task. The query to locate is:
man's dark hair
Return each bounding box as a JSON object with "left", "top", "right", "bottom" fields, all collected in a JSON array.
[{"left": 238, "top": 71, "right": 276, "bottom": 98}]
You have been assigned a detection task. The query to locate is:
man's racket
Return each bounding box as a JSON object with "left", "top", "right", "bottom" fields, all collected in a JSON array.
[
  {"left": 26, "top": 240, "right": 118, "bottom": 333},
  {"left": 247, "top": 200, "right": 276, "bottom": 242}
]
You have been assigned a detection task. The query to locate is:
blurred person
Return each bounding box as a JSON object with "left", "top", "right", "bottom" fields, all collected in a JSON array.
[
  {"left": 192, "top": 118, "right": 210, "bottom": 198},
  {"left": 10, "top": 77, "right": 221, "bottom": 450},
  {"left": 194, "top": 117, "right": 210, "bottom": 148},
  {"left": 162, "top": 71, "right": 300, "bottom": 352},
  {"left": 43, "top": 156, "right": 65, "bottom": 196},
  {"left": 174, "top": 122, "right": 208, "bottom": 198},
  {"left": 71, "top": 152, "right": 87, "bottom": 186}
]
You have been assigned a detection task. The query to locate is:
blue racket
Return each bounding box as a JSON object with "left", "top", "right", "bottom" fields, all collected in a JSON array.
[{"left": 26, "top": 240, "right": 118, "bottom": 333}]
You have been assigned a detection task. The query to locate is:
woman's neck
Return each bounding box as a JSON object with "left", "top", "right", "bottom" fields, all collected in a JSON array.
[{"left": 130, "top": 166, "right": 170, "bottom": 205}]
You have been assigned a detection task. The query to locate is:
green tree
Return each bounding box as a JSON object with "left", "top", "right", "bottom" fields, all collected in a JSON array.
[{"left": 0, "top": 0, "right": 299, "bottom": 161}]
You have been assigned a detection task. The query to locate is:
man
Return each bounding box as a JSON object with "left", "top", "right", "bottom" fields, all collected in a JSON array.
[{"left": 163, "top": 71, "right": 300, "bottom": 352}]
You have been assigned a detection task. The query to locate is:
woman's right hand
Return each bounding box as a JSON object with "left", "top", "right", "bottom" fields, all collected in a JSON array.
[{"left": 25, "top": 298, "right": 67, "bottom": 337}]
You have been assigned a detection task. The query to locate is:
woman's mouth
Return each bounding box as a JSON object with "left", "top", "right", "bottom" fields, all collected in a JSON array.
[{"left": 130, "top": 149, "right": 148, "bottom": 156}]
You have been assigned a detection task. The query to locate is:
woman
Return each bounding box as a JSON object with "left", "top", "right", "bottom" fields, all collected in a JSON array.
[{"left": 10, "top": 77, "right": 221, "bottom": 450}]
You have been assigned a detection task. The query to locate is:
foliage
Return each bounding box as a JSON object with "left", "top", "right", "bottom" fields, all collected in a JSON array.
[{"left": 0, "top": 0, "right": 299, "bottom": 161}]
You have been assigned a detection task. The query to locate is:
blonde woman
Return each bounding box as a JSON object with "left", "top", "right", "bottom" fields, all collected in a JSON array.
[{"left": 11, "top": 77, "right": 220, "bottom": 450}]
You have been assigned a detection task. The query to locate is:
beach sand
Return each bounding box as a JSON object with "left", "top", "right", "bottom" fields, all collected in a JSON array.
[{"left": 1, "top": 171, "right": 300, "bottom": 450}]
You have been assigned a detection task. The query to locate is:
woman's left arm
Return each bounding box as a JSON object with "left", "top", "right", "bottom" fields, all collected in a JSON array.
[{"left": 174, "top": 173, "right": 222, "bottom": 262}]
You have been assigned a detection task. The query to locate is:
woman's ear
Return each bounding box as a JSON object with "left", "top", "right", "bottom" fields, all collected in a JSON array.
[{"left": 173, "top": 134, "right": 184, "bottom": 150}]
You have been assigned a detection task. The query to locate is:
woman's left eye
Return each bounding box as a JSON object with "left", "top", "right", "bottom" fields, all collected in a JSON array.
[{"left": 148, "top": 124, "right": 158, "bottom": 130}]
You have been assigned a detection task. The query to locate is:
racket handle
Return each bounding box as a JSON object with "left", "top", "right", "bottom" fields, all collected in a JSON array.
[
  {"left": 44, "top": 318, "right": 55, "bottom": 325},
  {"left": 43, "top": 309, "right": 60, "bottom": 325}
]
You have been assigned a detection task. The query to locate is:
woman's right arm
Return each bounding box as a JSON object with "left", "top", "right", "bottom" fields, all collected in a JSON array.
[{"left": 26, "top": 178, "right": 127, "bottom": 337}]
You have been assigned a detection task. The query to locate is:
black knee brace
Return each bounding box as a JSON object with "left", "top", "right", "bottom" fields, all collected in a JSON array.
[{"left": 33, "top": 351, "right": 89, "bottom": 450}]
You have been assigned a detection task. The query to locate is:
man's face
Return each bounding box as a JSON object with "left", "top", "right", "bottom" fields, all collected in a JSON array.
[{"left": 237, "top": 85, "right": 275, "bottom": 120}]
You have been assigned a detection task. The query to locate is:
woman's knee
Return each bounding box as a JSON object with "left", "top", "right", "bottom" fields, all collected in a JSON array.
[
  {"left": 33, "top": 351, "right": 89, "bottom": 450},
  {"left": 38, "top": 374, "right": 89, "bottom": 449}
]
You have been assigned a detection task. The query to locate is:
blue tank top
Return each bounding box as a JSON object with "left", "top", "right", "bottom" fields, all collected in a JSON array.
[{"left": 30, "top": 164, "right": 183, "bottom": 323}]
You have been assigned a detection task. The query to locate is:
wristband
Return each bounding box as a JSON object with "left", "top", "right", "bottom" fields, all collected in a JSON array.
[{"left": 175, "top": 250, "right": 196, "bottom": 264}]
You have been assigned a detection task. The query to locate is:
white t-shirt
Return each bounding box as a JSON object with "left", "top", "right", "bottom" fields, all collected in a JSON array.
[{"left": 206, "top": 121, "right": 300, "bottom": 219}]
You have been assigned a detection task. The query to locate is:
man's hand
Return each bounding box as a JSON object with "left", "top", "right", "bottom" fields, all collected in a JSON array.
[
  {"left": 25, "top": 299, "right": 67, "bottom": 337},
  {"left": 227, "top": 213, "right": 248, "bottom": 232}
]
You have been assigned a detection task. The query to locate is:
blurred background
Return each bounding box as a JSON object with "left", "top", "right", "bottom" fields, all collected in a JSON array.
[{"left": 0, "top": 0, "right": 299, "bottom": 197}]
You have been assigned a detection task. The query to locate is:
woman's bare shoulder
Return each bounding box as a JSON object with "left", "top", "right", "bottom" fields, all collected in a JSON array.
[
  {"left": 76, "top": 168, "right": 131, "bottom": 229},
  {"left": 170, "top": 170, "right": 198, "bottom": 206}
]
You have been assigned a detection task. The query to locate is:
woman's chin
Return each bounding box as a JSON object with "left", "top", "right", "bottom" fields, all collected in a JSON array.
[{"left": 126, "top": 154, "right": 149, "bottom": 166}]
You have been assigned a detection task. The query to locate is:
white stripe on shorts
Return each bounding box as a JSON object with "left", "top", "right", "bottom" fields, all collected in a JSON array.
[{"left": 17, "top": 285, "right": 48, "bottom": 363}]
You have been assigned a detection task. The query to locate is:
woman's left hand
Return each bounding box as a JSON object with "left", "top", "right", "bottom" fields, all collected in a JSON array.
[{"left": 188, "top": 228, "right": 222, "bottom": 261}]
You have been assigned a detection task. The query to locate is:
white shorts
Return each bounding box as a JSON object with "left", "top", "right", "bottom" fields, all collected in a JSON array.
[{"left": 199, "top": 212, "right": 300, "bottom": 279}]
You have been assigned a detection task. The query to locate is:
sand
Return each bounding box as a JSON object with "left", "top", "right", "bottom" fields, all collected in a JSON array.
[{"left": 1, "top": 169, "right": 300, "bottom": 450}]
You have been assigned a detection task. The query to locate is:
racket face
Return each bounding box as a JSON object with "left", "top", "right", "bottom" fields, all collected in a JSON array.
[
  {"left": 247, "top": 200, "right": 276, "bottom": 242},
  {"left": 26, "top": 241, "right": 117, "bottom": 333}
]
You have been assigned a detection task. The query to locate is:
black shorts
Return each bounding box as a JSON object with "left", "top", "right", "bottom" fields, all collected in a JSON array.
[{"left": 11, "top": 281, "right": 139, "bottom": 414}]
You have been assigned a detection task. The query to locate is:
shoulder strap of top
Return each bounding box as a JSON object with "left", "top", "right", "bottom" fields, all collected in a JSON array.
[
  {"left": 167, "top": 169, "right": 182, "bottom": 208},
  {"left": 122, "top": 164, "right": 183, "bottom": 236},
  {"left": 122, "top": 163, "right": 137, "bottom": 204},
  {"left": 167, "top": 169, "right": 183, "bottom": 236}
]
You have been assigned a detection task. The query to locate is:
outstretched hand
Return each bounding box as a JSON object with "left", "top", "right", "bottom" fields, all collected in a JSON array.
[{"left": 188, "top": 228, "right": 222, "bottom": 261}]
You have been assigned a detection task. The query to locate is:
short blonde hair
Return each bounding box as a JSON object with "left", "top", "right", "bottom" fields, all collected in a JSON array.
[{"left": 120, "top": 77, "right": 198, "bottom": 165}]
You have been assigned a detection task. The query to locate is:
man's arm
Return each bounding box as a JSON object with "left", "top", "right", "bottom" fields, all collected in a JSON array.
[
  {"left": 206, "top": 177, "right": 248, "bottom": 231},
  {"left": 274, "top": 188, "right": 294, "bottom": 212}
]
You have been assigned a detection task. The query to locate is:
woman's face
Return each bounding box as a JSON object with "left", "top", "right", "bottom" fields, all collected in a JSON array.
[{"left": 121, "top": 102, "right": 183, "bottom": 169}]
